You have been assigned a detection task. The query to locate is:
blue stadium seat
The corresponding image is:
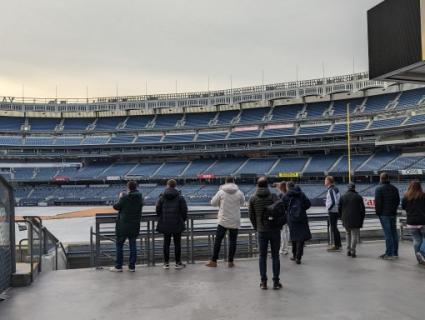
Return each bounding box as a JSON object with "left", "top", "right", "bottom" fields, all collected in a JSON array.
[
  {"left": 215, "top": 110, "right": 239, "bottom": 125},
  {"left": 382, "top": 155, "right": 423, "bottom": 171},
  {"left": 153, "top": 161, "right": 189, "bottom": 178},
  {"left": 196, "top": 132, "right": 228, "bottom": 142},
  {"left": 357, "top": 152, "right": 399, "bottom": 172},
  {"left": 25, "top": 137, "right": 55, "bottom": 146},
  {"left": 369, "top": 117, "right": 406, "bottom": 129},
  {"left": 237, "top": 159, "right": 277, "bottom": 175},
  {"left": 0, "top": 136, "right": 23, "bottom": 145},
  {"left": 98, "top": 163, "right": 136, "bottom": 179},
  {"left": 396, "top": 88, "right": 425, "bottom": 109},
  {"left": 126, "top": 163, "right": 163, "bottom": 178},
  {"left": 184, "top": 112, "right": 216, "bottom": 127},
  {"left": 227, "top": 130, "right": 260, "bottom": 140},
  {"left": 330, "top": 155, "right": 370, "bottom": 173},
  {"left": 305, "top": 102, "right": 330, "bottom": 119},
  {"left": 124, "top": 115, "right": 154, "bottom": 129},
  {"left": 108, "top": 135, "right": 135, "bottom": 144},
  {"left": 405, "top": 113, "right": 425, "bottom": 125},
  {"left": 332, "top": 98, "right": 364, "bottom": 116},
  {"left": 204, "top": 159, "right": 247, "bottom": 176},
  {"left": 74, "top": 163, "right": 111, "bottom": 179},
  {"left": 28, "top": 118, "right": 60, "bottom": 131},
  {"left": 0, "top": 117, "right": 24, "bottom": 131},
  {"left": 95, "top": 117, "right": 125, "bottom": 130},
  {"left": 55, "top": 136, "right": 83, "bottom": 145},
  {"left": 363, "top": 93, "right": 398, "bottom": 113},
  {"left": 270, "top": 158, "right": 308, "bottom": 175},
  {"left": 262, "top": 127, "right": 295, "bottom": 138},
  {"left": 332, "top": 121, "right": 369, "bottom": 133},
  {"left": 81, "top": 136, "right": 110, "bottom": 145},
  {"left": 271, "top": 104, "right": 303, "bottom": 121},
  {"left": 134, "top": 135, "right": 163, "bottom": 144},
  {"left": 162, "top": 134, "right": 195, "bottom": 143},
  {"left": 62, "top": 118, "right": 95, "bottom": 131},
  {"left": 238, "top": 107, "right": 269, "bottom": 124},
  {"left": 181, "top": 159, "right": 216, "bottom": 178},
  {"left": 298, "top": 125, "right": 331, "bottom": 135},
  {"left": 303, "top": 156, "right": 340, "bottom": 174},
  {"left": 33, "top": 167, "right": 59, "bottom": 181},
  {"left": 154, "top": 114, "right": 183, "bottom": 128}
]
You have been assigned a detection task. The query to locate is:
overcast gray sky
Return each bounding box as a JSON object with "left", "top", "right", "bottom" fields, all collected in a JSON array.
[{"left": 0, "top": 0, "right": 382, "bottom": 98}]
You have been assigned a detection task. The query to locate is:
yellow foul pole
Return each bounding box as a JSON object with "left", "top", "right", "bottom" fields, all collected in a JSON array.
[{"left": 346, "top": 103, "right": 352, "bottom": 183}]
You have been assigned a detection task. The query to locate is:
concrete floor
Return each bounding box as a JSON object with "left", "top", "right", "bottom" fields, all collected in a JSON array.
[{"left": 1, "top": 241, "right": 424, "bottom": 320}]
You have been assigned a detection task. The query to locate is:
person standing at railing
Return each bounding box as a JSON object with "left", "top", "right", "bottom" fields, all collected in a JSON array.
[
  {"left": 375, "top": 172, "right": 400, "bottom": 260},
  {"left": 401, "top": 180, "right": 425, "bottom": 265},
  {"left": 206, "top": 176, "right": 245, "bottom": 268},
  {"left": 281, "top": 182, "right": 311, "bottom": 265},
  {"left": 156, "top": 179, "right": 188, "bottom": 270},
  {"left": 274, "top": 182, "right": 290, "bottom": 255},
  {"left": 110, "top": 180, "right": 144, "bottom": 272},
  {"left": 249, "top": 177, "right": 282, "bottom": 290},
  {"left": 338, "top": 183, "right": 365, "bottom": 258},
  {"left": 325, "top": 176, "right": 342, "bottom": 252}
]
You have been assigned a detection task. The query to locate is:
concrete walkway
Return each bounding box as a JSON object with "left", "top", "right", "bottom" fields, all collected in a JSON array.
[{"left": 1, "top": 241, "right": 424, "bottom": 320}]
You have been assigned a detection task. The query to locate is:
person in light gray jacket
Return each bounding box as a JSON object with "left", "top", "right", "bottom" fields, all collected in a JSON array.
[{"left": 206, "top": 176, "right": 245, "bottom": 268}]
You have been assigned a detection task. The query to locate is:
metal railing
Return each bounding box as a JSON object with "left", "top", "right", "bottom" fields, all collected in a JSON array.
[
  {"left": 90, "top": 208, "right": 389, "bottom": 268},
  {"left": 16, "top": 216, "right": 68, "bottom": 283}
]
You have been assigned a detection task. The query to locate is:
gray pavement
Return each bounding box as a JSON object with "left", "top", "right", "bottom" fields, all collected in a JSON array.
[{"left": 1, "top": 241, "right": 424, "bottom": 320}]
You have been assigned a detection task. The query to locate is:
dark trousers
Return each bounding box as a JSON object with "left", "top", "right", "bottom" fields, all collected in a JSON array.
[
  {"left": 163, "top": 233, "right": 182, "bottom": 263},
  {"left": 116, "top": 235, "right": 137, "bottom": 269},
  {"left": 212, "top": 225, "right": 239, "bottom": 262},
  {"left": 379, "top": 216, "right": 399, "bottom": 256},
  {"left": 292, "top": 241, "right": 305, "bottom": 260},
  {"left": 329, "top": 213, "right": 342, "bottom": 247},
  {"left": 258, "top": 231, "right": 281, "bottom": 283}
]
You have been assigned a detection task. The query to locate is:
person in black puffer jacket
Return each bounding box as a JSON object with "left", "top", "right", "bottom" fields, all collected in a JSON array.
[
  {"left": 110, "top": 180, "right": 144, "bottom": 272},
  {"left": 375, "top": 172, "right": 400, "bottom": 260},
  {"left": 249, "top": 177, "right": 282, "bottom": 290},
  {"left": 281, "top": 182, "right": 311, "bottom": 264},
  {"left": 401, "top": 180, "right": 425, "bottom": 265},
  {"left": 338, "top": 184, "right": 365, "bottom": 258},
  {"left": 156, "top": 179, "right": 188, "bottom": 269}
]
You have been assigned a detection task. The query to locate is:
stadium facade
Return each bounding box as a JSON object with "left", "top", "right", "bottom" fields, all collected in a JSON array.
[{"left": 1, "top": 72, "right": 425, "bottom": 206}]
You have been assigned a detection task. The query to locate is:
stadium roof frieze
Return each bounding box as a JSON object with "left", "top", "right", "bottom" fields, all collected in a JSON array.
[{"left": 0, "top": 72, "right": 393, "bottom": 113}]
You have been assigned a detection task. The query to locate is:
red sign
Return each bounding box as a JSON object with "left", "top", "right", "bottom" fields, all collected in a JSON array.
[
  {"left": 198, "top": 174, "right": 215, "bottom": 179},
  {"left": 52, "top": 176, "right": 70, "bottom": 182},
  {"left": 363, "top": 197, "right": 375, "bottom": 208}
]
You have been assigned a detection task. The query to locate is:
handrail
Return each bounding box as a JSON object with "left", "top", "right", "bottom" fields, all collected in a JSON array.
[{"left": 16, "top": 216, "right": 68, "bottom": 283}]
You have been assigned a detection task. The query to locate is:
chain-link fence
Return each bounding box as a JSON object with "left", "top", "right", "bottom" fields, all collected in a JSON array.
[{"left": 0, "top": 176, "right": 15, "bottom": 293}]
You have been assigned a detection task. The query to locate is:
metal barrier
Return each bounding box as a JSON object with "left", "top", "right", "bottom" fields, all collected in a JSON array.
[
  {"left": 90, "top": 208, "right": 387, "bottom": 268},
  {"left": 15, "top": 216, "right": 68, "bottom": 283}
]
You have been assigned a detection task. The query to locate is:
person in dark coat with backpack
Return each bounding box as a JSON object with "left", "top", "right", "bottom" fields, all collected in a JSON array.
[
  {"left": 338, "top": 184, "right": 365, "bottom": 258},
  {"left": 249, "top": 177, "right": 282, "bottom": 290},
  {"left": 281, "top": 182, "right": 311, "bottom": 264},
  {"left": 156, "top": 179, "right": 188, "bottom": 269},
  {"left": 110, "top": 180, "right": 144, "bottom": 272}
]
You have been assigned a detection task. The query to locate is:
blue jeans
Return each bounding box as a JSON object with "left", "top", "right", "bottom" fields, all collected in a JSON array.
[
  {"left": 410, "top": 226, "right": 425, "bottom": 256},
  {"left": 116, "top": 236, "right": 137, "bottom": 269},
  {"left": 379, "top": 216, "right": 399, "bottom": 256},
  {"left": 258, "top": 231, "right": 281, "bottom": 283}
]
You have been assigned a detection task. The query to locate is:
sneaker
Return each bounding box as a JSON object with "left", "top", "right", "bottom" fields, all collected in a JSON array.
[
  {"left": 128, "top": 268, "right": 135, "bottom": 272},
  {"left": 163, "top": 263, "right": 170, "bottom": 269},
  {"left": 290, "top": 256, "right": 296, "bottom": 261},
  {"left": 381, "top": 255, "right": 395, "bottom": 260},
  {"left": 347, "top": 250, "right": 352, "bottom": 257},
  {"left": 260, "top": 281, "right": 268, "bottom": 290},
  {"left": 280, "top": 249, "right": 289, "bottom": 255},
  {"left": 228, "top": 262, "right": 235, "bottom": 268},
  {"left": 327, "top": 246, "right": 342, "bottom": 252},
  {"left": 175, "top": 263, "right": 186, "bottom": 270},
  {"left": 296, "top": 259, "right": 301, "bottom": 265},
  {"left": 416, "top": 252, "right": 425, "bottom": 264},
  {"left": 109, "top": 267, "right": 123, "bottom": 272},
  {"left": 351, "top": 252, "right": 357, "bottom": 258},
  {"left": 273, "top": 282, "right": 283, "bottom": 290},
  {"left": 205, "top": 260, "right": 217, "bottom": 268}
]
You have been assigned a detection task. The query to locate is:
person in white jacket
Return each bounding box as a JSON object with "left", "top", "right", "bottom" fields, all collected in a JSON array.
[{"left": 206, "top": 176, "right": 245, "bottom": 268}]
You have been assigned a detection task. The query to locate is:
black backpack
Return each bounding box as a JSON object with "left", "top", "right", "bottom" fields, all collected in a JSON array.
[
  {"left": 287, "top": 196, "right": 304, "bottom": 223},
  {"left": 264, "top": 194, "right": 287, "bottom": 229}
]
